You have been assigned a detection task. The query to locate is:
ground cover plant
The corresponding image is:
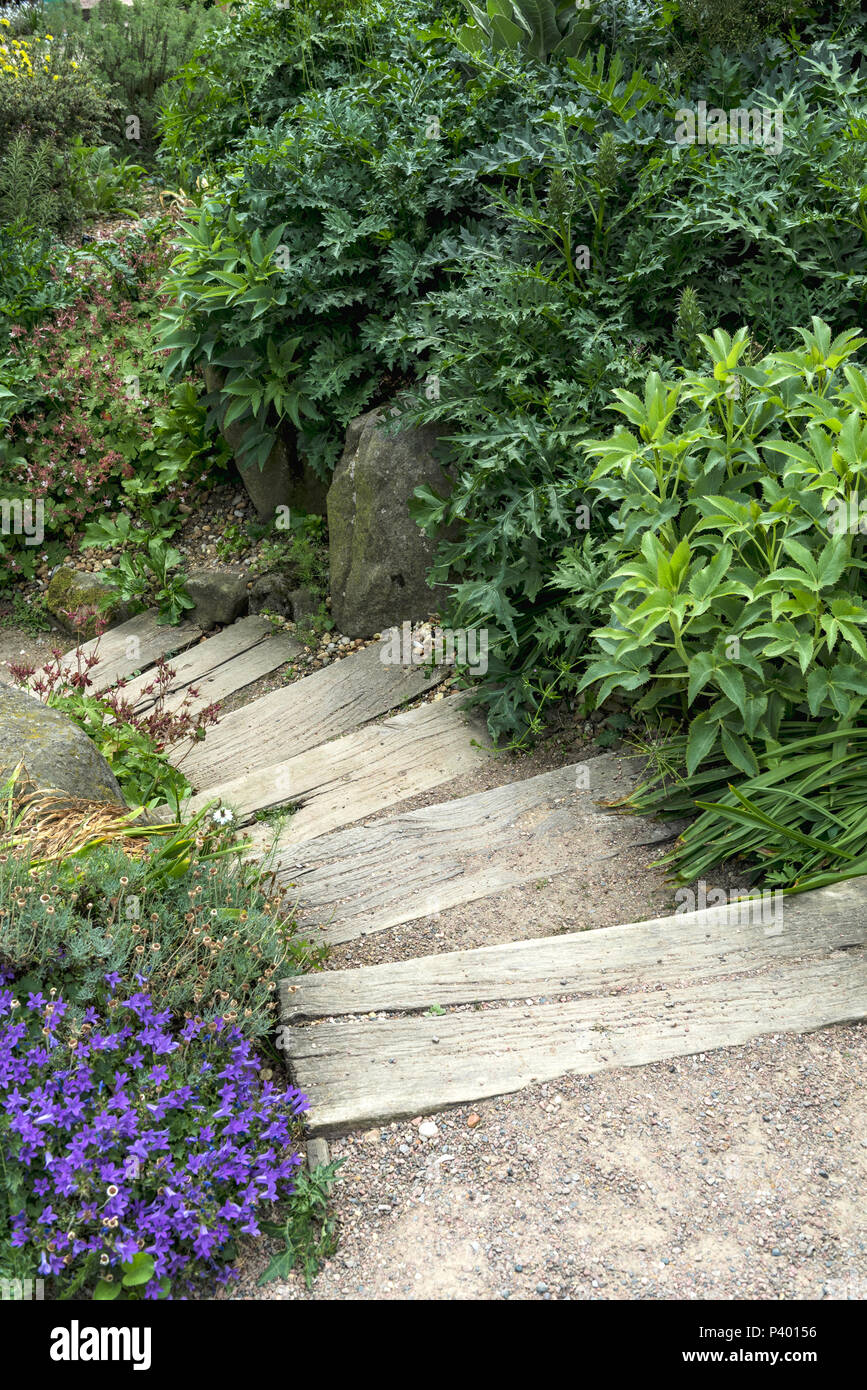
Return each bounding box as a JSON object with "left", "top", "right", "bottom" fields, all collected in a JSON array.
[
  {"left": 0, "top": 217, "right": 232, "bottom": 583},
  {"left": 0, "top": 772, "right": 328, "bottom": 1299}
]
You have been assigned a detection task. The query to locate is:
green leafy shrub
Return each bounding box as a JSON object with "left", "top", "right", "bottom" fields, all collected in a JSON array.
[
  {"left": 0, "top": 25, "right": 117, "bottom": 147},
  {"left": 0, "top": 220, "right": 230, "bottom": 582},
  {"left": 32, "top": 0, "right": 223, "bottom": 155},
  {"left": 98, "top": 539, "right": 195, "bottom": 627},
  {"left": 580, "top": 319, "right": 867, "bottom": 777},
  {"left": 157, "top": 0, "right": 867, "bottom": 743},
  {"left": 0, "top": 135, "right": 61, "bottom": 229},
  {"left": 0, "top": 224, "right": 73, "bottom": 342}
]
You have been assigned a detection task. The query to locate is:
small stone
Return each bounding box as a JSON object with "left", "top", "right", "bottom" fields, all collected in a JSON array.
[
  {"left": 467, "top": 1113, "right": 481, "bottom": 1129},
  {"left": 418, "top": 1121, "right": 438, "bottom": 1138},
  {"left": 536, "top": 1281, "right": 548, "bottom": 1294}
]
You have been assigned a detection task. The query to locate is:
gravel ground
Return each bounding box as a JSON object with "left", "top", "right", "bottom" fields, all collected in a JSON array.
[{"left": 220, "top": 1023, "right": 867, "bottom": 1302}]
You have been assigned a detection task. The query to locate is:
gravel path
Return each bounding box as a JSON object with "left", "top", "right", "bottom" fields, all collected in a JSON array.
[{"left": 222, "top": 1022, "right": 866, "bottom": 1301}]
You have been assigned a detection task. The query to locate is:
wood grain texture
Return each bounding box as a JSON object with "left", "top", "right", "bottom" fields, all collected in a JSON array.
[
  {"left": 271, "top": 757, "right": 675, "bottom": 943},
  {"left": 283, "top": 950, "right": 867, "bottom": 1133},
  {"left": 183, "top": 692, "right": 493, "bottom": 845},
  {"left": 282, "top": 877, "right": 867, "bottom": 1019},
  {"left": 49, "top": 611, "right": 202, "bottom": 694},
  {"left": 120, "top": 616, "right": 300, "bottom": 717},
  {"left": 175, "top": 638, "right": 446, "bottom": 791}
]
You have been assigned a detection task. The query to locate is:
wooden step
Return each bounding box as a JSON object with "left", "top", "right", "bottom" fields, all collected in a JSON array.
[
  {"left": 49, "top": 611, "right": 202, "bottom": 694},
  {"left": 183, "top": 692, "right": 493, "bottom": 846},
  {"left": 280, "top": 880, "right": 867, "bottom": 1132},
  {"left": 175, "top": 637, "right": 446, "bottom": 792},
  {"left": 119, "top": 616, "right": 300, "bottom": 717},
  {"left": 271, "top": 756, "right": 674, "bottom": 944}
]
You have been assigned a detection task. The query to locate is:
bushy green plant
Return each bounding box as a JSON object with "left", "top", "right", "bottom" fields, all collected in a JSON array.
[
  {"left": 99, "top": 538, "right": 195, "bottom": 627},
  {"left": 580, "top": 319, "right": 867, "bottom": 775},
  {"left": 32, "top": 0, "right": 223, "bottom": 155},
  {"left": 0, "top": 220, "right": 229, "bottom": 582},
  {"left": 0, "top": 135, "right": 60, "bottom": 229},
  {"left": 0, "top": 224, "right": 73, "bottom": 342},
  {"left": 65, "top": 140, "right": 148, "bottom": 219},
  {"left": 156, "top": 0, "right": 867, "bottom": 743},
  {"left": 0, "top": 24, "right": 117, "bottom": 147},
  {"left": 0, "top": 799, "right": 319, "bottom": 1038}
]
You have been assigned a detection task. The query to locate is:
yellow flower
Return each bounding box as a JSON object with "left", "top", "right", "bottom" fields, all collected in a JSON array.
[
  {"left": 53, "top": 74, "right": 60, "bottom": 81},
  {"left": 0, "top": 19, "right": 9, "bottom": 27}
]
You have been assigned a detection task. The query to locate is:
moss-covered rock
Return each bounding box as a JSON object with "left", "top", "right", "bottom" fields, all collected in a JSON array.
[
  {"left": 327, "top": 408, "right": 453, "bottom": 637},
  {"left": 45, "top": 567, "right": 134, "bottom": 640},
  {"left": 0, "top": 682, "right": 125, "bottom": 805}
]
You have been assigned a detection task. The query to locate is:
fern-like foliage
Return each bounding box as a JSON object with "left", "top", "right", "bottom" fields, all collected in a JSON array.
[{"left": 0, "top": 135, "right": 60, "bottom": 231}]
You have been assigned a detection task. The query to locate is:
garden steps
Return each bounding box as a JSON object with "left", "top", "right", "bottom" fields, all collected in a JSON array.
[
  {"left": 179, "top": 691, "right": 493, "bottom": 844},
  {"left": 279, "top": 880, "right": 867, "bottom": 1133},
  {"left": 48, "top": 610, "right": 203, "bottom": 695},
  {"left": 171, "top": 637, "right": 445, "bottom": 792},
  {"left": 115, "top": 615, "right": 301, "bottom": 718},
  {"left": 271, "top": 756, "right": 679, "bottom": 945}
]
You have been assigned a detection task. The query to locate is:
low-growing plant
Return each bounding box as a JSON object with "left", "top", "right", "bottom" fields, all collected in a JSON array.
[
  {"left": 99, "top": 538, "right": 195, "bottom": 628},
  {"left": 628, "top": 723, "right": 867, "bottom": 891},
  {"left": 0, "top": 973, "right": 309, "bottom": 1299},
  {"left": 9, "top": 635, "right": 220, "bottom": 808},
  {"left": 257, "top": 1159, "right": 343, "bottom": 1290}
]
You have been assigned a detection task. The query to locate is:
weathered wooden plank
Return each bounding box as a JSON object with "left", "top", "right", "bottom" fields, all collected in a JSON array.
[
  {"left": 181, "top": 693, "right": 493, "bottom": 845},
  {"left": 119, "top": 616, "right": 285, "bottom": 709},
  {"left": 270, "top": 758, "right": 673, "bottom": 944},
  {"left": 283, "top": 951, "right": 867, "bottom": 1132},
  {"left": 48, "top": 611, "right": 202, "bottom": 695},
  {"left": 176, "top": 637, "right": 446, "bottom": 792},
  {"left": 282, "top": 877, "right": 867, "bottom": 1020},
  {"left": 120, "top": 616, "right": 300, "bottom": 717}
]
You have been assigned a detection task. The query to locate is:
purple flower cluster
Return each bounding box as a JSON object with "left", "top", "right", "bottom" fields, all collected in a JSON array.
[{"left": 0, "top": 972, "right": 308, "bottom": 1298}]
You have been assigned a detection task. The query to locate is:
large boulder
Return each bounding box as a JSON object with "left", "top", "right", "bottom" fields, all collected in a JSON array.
[
  {"left": 0, "top": 682, "right": 125, "bottom": 804},
  {"left": 45, "top": 567, "right": 134, "bottom": 639},
  {"left": 327, "top": 409, "right": 452, "bottom": 637}
]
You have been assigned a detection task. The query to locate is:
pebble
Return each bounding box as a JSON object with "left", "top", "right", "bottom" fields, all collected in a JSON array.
[{"left": 418, "top": 1121, "right": 438, "bottom": 1138}]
